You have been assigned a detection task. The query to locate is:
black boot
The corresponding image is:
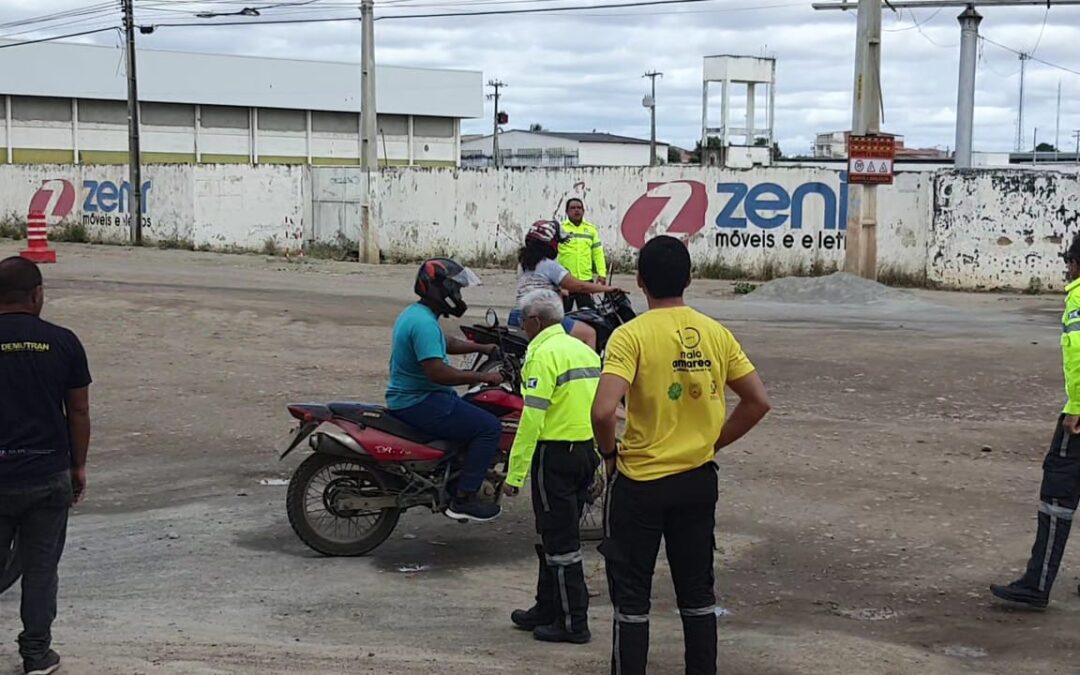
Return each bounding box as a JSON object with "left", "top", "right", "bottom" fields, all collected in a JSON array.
[
  {"left": 534, "top": 555, "right": 590, "bottom": 644},
  {"left": 512, "top": 544, "right": 556, "bottom": 630},
  {"left": 990, "top": 501, "right": 1074, "bottom": 609}
]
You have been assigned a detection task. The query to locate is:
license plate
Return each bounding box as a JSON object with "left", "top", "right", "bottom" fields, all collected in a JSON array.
[{"left": 278, "top": 427, "right": 305, "bottom": 458}]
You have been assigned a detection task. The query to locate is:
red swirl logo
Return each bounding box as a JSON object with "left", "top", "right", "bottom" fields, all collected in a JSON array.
[
  {"left": 28, "top": 179, "right": 76, "bottom": 218},
  {"left": 619, "top": 180, "right": 708, "bottom": 249}
]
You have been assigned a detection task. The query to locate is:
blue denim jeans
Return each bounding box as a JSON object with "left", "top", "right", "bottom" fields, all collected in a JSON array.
[
  {"left": 0, "top": 470, "right": 72, "bottom": 661},
  {"left": 391, "top": 391, "right": 501, "bottom": 494}
]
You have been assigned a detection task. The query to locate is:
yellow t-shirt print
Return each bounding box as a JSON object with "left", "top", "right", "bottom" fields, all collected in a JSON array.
[{"left": 602, "top": 306, "right": 755, "bottom": 482}]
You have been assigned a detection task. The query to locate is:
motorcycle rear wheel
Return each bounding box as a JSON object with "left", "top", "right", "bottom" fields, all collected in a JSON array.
[
  {"left": 0, "top": 538, "right": 20, "bottom": 595},
  {"left": 286, "top": 454, "right": 401, "bottom": 557}
]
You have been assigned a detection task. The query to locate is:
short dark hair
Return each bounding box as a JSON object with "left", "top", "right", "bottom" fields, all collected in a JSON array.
[
  {"left": 0, "top": 256, "right": 43, "bottom": 305},
  {"left": 638, "top": 236, "right": 690, "bottom": 299},
  {"left": 566, "top": 198, "right": 584, "bottom": 210}
]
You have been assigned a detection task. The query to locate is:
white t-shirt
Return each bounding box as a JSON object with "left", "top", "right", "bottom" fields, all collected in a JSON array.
[{"left": 516, "top": 258, "right": 568, "bottom": 304}]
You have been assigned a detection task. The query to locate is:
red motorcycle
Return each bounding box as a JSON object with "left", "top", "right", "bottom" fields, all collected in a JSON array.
[{"left": 280, "top": 326, "right": 604, "bottom": 557}]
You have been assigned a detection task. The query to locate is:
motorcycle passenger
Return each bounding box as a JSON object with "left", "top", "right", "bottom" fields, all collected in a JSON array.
[
  {"left": 510, "top": 220, "right": 622, "bottom": 351},
  {"left": 386, "top": 258, "right": 506, "bottom": 523}
]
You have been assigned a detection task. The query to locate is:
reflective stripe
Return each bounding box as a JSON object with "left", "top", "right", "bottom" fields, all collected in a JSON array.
[
  {"left": 524, "top": 396, "right": 551, "bottom": 410},
  {"left": 1040, "top": 498, "right": 1061, "bottom": 591},
  {"left": 558, "top": 567, "right": 572, "bottom": 632},
  {"left": 545, "top": 549, "right": 583, "bottom": 566},
  {"left": 1063, "top": 323, "right": 1080, "bottom": 334},
  {"left": 591, "top": 242, "right": 603, "bottom": 248},
  {"left": 555, "top": 367, "right": 601, "bottom": 386},
  {"left": 536, "top": 444, "right": 550, "bottom": 512},
  {"left": 1040, "top": 500, "right": 1075, "bottom": 520},
  {"left": 679, "top": 606, "right": 716, "bottom": 617},
  {"left": 614, "top": 610, "right": 649, "bottom": 624},
  {"left": 1060, "top": 423, "right": 1070, "bottom": 457},
  {"left": 565, "top": 233, "right": 592, "bottom": 241}
]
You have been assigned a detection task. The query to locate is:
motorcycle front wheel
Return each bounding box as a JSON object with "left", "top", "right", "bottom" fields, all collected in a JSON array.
[
  {"left": 0, "top": 538, "right": 20, "bottom": 595},
  {"left": 286, "top": 454, "right": 401, "bottom": 557},
  {"left": 580, "top": 464, "right": 606, "bottom": 542}
]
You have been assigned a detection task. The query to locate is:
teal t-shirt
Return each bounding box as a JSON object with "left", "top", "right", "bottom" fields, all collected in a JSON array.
[{"left": 386, "top": 303, "right": 453, "bottom": 410}]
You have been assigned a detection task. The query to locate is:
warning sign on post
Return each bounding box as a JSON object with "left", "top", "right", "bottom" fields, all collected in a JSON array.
[{"left": 847, "top": 134, "right": 896, "bottom": 185}]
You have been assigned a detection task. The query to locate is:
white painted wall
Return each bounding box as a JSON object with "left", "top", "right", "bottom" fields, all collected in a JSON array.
[
  {"left": 930, "top": 170, "right": 1080, "bottom": 290},
  {"left": 2, "top": 163, "right": 1078, "bottom": 292},
  {"left": 0, "top": 164, "right": 304, "bottom": 250},
  {"left": 365, "top": 166, "right": 928, "bottom": 278}
]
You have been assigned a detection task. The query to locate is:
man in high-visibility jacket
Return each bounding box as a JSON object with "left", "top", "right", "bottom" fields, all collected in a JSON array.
[
  {"left": 558, "top": 198, "right": 608, "bottom": 313},
  {"left": 991, "top": 233, "right": 1080, "bottom": 609},
  {"left": 503, "top": 287, "right": 601, "bottom": 644}
]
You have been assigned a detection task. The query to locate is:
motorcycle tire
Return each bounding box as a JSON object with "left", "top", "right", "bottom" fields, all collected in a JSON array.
[
  {"left": 286, "top": 453, "right": 401, "bottom": 557},
  {"left": 0, "top": 538, "right": 20, "bottom": 595},
  {"left": 579, "top": 466, "right": 606, "bottom": 542}
]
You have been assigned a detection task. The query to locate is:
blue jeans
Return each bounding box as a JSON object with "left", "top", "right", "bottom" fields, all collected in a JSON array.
[
  {"left": 391, "top": 391, "right": 501, "bottom": 494},
  {"left": 0, "top": 471, "right": 72, "bottom": 661}
]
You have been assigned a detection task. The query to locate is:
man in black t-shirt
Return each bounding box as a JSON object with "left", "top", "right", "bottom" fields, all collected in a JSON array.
[{"left": 0, "top": 256, "right": 91, "bottom": 675}]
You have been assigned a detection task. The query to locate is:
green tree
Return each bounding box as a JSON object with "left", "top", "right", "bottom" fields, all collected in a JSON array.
[{"left": 1036, "top": 142, "right": 1057, "bottom": 152}]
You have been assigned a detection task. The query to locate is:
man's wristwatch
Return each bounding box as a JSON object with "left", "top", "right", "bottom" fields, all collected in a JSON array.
[{"left": 599, "top": 447, "right": 618, "bottom": 459}]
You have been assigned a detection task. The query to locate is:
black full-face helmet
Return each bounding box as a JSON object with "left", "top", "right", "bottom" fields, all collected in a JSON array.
[{"left": 414, "top": 257, "right": 481, "bottom": 317}]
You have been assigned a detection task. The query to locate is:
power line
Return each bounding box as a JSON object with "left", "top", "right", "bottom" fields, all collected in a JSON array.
[
  {"left": 0, "top": 26, "right": 121, "bottom": 49},
  {"left": 980, "top": 34, "right": 1080, "bottom": 78},
  {"left": 1029, "top": 5, "right": 1050, "bottom": 55},
  {"left": 141, "top": 0, "right": 803, "bottom": 24}
]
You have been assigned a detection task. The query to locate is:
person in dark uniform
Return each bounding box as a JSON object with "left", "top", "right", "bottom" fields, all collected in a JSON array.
[
  {"left": 0, "top": 256, "right": 92, "bottom": 675},
  {"left": 991, "top": 233, "right": 1080, "bottom": 609}
]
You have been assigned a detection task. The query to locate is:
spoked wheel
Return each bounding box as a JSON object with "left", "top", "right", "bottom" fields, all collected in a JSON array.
[
  {"left": 286, "top": 454, "right": 401, "bottom": 556},
  {"left": 0, "top": 537, "right": 20, "bottom": 595},
  {"left": 580, "top": 463, "right": 606, "bottom": 542}
]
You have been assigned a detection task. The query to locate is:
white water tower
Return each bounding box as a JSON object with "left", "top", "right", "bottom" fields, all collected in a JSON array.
[{"left": 701, "top": 54, "right": 776, "bottom": 168}]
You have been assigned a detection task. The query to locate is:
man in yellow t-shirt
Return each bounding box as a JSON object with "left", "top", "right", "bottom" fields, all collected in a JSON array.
[{"left": 591, "top": 235, "right": 770, "bottom": 675}]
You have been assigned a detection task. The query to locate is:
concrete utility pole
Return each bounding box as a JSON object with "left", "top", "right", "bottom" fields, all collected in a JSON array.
[
  {"left": 487, "top": 80, "right": 506, "bottom": 168},
  {"left": 1055, "top": 81, "right": 1062, "bottom": 160},
  {"left": 1073, "top": 130, "right": 1080, "bottom": 168},
  {"left": 954, "top": 5, "right": 981, "bottom": 168},
  {"left": 814, "top": 0, "right": 1080, "bottom": 169},
  {"left": 643, "top": 71, "right": 662, "bottom": 166},
  {"left": 844, "top": 0, "right": 882, "bottom": 279},
  {"left": 122, "top": 0, "right": 143, "bottom": 246},
  {"left": 1015, "top": 51, "right": 1028, "bottom": 152},
  {"left": 359, "top": 0, "right": 379, "bottom": 263}
]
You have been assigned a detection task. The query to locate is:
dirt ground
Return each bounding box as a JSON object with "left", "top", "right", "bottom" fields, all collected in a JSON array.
[{"left": 1, "top": 241, "right": 1078, "bottom": 674}]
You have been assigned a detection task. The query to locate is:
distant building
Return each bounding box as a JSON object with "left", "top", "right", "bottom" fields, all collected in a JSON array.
[
  {"left": 0, "top": 40, "right": 482, "bottom": 167},
  {"left": 813, "top": 131, "right": 949, "bottom": 160},
  {"left": 461, "top": 130, "right": 669, "bottom": 168}
]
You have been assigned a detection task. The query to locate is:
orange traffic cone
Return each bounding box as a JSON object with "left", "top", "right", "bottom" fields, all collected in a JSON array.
[{"left": 20, "top": 210, "right": 57, "bottom": 264}]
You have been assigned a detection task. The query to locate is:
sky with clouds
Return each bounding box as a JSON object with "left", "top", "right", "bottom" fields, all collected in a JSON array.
[{"left": 4, "top": 0, "right": 1080, "bottom": 156}]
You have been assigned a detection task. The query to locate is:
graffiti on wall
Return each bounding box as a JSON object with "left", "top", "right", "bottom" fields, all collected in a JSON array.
[
  {"left": 619, "top": 173, "right": 850, "bottom": 251},
  {"left": 29, "top": 179, "right": 154, "bottom": 228}
]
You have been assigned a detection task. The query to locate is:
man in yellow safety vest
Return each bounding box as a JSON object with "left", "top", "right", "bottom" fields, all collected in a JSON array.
[
  {"left": 558, "top": 198, "right": 607, "bottom": 313},
  {"left": 503, "top": 288, "right": 602, "bottom": 645}
]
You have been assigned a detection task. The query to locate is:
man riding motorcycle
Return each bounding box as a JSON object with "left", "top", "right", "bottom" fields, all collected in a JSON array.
[{"left": 386, "top": 257, "right": 505, "bottom": 522}]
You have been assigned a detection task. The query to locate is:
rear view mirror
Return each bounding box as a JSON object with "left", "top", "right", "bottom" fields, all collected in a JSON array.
[{"left": 485, "top": 308, "right": 499, "bottom": 328}]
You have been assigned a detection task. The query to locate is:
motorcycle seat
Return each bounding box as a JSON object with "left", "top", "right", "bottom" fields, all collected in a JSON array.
[{"left": 327, "top": 402, "right": 438, "bottom": 444}]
